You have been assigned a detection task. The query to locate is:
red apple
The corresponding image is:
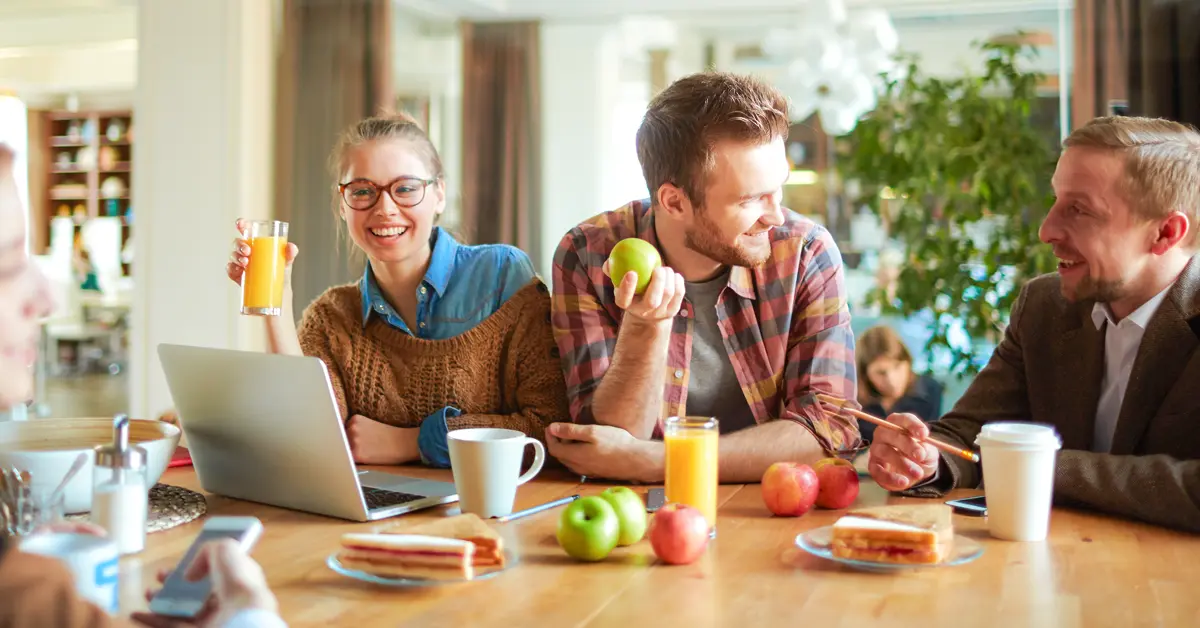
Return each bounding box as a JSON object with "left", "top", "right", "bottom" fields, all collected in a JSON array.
[
  {"left": 812, "top": 457, "right": 860, "bottom": 509},
  {"left": 761, "top": 462, "right": 819, "bottom": 517},
  {"left": 647, "top": 503, "right": 710, "bottom": 565}
]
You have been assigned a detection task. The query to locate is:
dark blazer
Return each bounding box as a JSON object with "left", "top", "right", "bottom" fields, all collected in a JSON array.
[
  {"left": 860, "top": 374, "right": 944, "bottom": 442},
  {"left": 907, "top": 256, "right": 1200, "bottom": 533}
]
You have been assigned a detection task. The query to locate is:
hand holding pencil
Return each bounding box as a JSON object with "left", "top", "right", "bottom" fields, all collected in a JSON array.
[{"left": 816, "top": 394, "right": 978, "bottom": 493}]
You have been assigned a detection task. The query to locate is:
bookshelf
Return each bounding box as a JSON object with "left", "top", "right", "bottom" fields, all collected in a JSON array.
[{"left": 37, "top": 110, "right": 134, "bottom": 276}]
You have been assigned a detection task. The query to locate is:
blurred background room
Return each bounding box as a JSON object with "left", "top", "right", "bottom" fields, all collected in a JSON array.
[{"left": 1, "top": 0, "right": 1196, "bottom": 423}]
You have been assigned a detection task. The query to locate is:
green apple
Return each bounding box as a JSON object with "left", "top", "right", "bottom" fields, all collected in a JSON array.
[
  {"left": 556, "top": 496, "right": 620, "bottom": 561},
  {"left": 599, "top": 487, "right": 648, "bottom": 546},
  {"left": 608, "top": 238, "right": 662, "bottom": 295}
]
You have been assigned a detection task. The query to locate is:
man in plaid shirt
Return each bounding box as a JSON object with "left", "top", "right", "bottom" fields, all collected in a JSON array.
[{"left": 546, "top": 72, "right": 862, "bottom": 483}]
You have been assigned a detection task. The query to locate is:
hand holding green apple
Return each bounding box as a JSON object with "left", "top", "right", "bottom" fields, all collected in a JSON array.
[
  {"left": 607, "top": 238, "right": 662, "bottom": 295},
  {"left": 605, "top": 238, "right": 684, "bottom": 325}
]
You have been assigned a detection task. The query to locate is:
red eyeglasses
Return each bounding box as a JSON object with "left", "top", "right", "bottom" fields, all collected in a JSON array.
[{"left": 337, "top": 176, "right": 438, "bottom": 210}]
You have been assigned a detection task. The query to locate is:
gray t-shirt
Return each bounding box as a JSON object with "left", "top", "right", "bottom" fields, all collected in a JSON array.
[{"left": 684, "top": 269, "right": 757, "bottom": 435}]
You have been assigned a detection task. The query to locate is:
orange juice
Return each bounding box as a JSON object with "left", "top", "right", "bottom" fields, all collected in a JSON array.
[
  {"left": 664, "top": 417, "right": 719, "bottom": 529},
  {"left": 241, "top": 229, "right": 288, "bottom": 315}
]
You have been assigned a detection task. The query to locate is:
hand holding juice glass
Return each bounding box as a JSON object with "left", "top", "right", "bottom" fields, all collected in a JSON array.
[
  {"left": 236, "top": 220, "right": 289, "bottom": 316},
  {"left": 664, "top": 416, "right": 719, "bottom": 534}
]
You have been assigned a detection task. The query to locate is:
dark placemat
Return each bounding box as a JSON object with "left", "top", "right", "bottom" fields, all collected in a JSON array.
[{"left": 67, "top": 483, "right": 207, "bottom": 533}]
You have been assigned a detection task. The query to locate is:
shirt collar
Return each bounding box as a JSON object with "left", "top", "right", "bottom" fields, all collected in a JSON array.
[
  {"left": 424, "top": 226, "right": 458, "bottom": 297},
  {"left": 635, "top": 198, "right": 757, "bottom": 301},
  {"left": 360, "top": 264, "right": 384, "bottom": 326},
  {"left": 1091, "top": 282, "right": 1174, "bottom": 331},
  {"left": 359, "top": 227, "right": 459, "bottom": 325}
]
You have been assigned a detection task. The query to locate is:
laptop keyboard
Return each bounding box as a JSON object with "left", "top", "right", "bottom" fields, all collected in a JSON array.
[{"left": 362, "top": 486, "right": 426, "bottom": 511}]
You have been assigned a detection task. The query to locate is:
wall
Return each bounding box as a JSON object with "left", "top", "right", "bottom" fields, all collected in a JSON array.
[
  {"left": 538, "top": 22, "right": 623, "bottom": 279},
  {"left": 130, "top": 0, "right": 275, "bottom": 419},
  {"left": 0, "top": 6, "right": 138, "bottom": 106},
  {"left": 390, "top": 10, "right": 463, "bottom": 230}
]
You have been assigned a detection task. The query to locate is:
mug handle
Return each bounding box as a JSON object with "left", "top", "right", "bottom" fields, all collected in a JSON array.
[{"left": 515, "top": 438, "right": 546, "bottom": 485}]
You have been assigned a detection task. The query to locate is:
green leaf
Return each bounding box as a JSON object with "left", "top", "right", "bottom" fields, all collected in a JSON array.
[{"left": 837, "top": 34, "right": 1059, "bottom": 376}]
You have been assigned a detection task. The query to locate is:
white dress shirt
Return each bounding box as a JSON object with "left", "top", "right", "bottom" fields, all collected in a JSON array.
[{"left": 1090, "top": 284, "right": 1173, "bottom": 453}]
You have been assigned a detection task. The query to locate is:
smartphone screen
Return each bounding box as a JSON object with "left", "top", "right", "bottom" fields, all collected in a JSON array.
[
  {"left": 946, "top": 495, "right": 987, "bottom": 516},
  {"left": 646, "top": 488, "right": 665, "bottom": 512},
  {"left": 148, "top": 519, "right": 261, "bottom": 618}
]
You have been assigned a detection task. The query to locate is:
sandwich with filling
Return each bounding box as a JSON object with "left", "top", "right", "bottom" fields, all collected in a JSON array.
[
  {"left": 338, "top": 533, "right": 475, "bottom": 580},
  {"left": 830, "top": 504, "right": 954, "bottom": 565},
  {"left": 384, "top": 513, "right": 506, "bottom": 567}
]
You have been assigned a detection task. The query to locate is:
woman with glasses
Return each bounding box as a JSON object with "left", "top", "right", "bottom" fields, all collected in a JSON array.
[{"left": 223, "top": 113, "right": 568, "bottom": 467}]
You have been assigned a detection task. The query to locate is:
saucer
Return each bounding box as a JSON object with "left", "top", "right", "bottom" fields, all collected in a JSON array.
[
  {"left": 326, "top": 550, "right": 516, "bottom": 586},
  {"left": 795, "top": 525, "right": 984, "bottom": 573}
]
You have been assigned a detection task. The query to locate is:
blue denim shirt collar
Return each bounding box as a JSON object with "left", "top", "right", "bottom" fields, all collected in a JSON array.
[
  {"left": 424, "top": 226, "right": 458, "bottom": 297},
  {"left": 360, "top": 226, "right": 459, "bottom": 326}
]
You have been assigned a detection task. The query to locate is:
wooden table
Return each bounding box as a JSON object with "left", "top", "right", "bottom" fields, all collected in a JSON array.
[{"left": 119, "top": 467, "right": 1200, "bottom": 627}]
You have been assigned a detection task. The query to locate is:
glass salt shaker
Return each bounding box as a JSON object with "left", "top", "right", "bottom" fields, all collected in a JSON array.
[{"left": 92, "top": 414, "right": 149, "bottom": 555}]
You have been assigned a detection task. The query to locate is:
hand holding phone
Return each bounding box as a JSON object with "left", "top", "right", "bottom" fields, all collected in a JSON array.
[{"left": 145, "top": 516, "right": 269, "bottom": 620}]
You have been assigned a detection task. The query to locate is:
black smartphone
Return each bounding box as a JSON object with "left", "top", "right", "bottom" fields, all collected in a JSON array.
[
  {"left": 945, "top": 495, "right": 987, "bottom": 516},
  {"left": 646, "top": 487, "right": 665, "bottom": 512}
]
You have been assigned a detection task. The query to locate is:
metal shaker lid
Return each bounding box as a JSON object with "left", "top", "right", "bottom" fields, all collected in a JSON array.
[{"left": 94, "top": 414, "right": 147, "bottom": 471}]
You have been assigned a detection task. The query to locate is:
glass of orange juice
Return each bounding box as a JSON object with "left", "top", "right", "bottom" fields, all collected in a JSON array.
[
  {"left": 240, "top": 220, "right": 288, "bottom": 316},
  {"left": 664, "top": 416, "right": 719, "bottom": 535}
]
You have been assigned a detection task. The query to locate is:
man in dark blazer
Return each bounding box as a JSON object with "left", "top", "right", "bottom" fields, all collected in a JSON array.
[{"left": 868, "top": 115, "right": 1200, "bottom": 533}]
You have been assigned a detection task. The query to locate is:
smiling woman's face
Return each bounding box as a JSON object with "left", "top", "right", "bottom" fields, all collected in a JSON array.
[{"left": 0, "top": 145, "right": 53, "bottom": 409}]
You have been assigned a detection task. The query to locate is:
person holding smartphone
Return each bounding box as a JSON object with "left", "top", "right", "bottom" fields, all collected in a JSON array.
[{"left": 0, "top": 143, "right": 283, "bottom": 627}]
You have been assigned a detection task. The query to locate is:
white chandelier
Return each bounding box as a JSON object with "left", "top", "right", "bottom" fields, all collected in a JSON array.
[{"left": 764, "top": 0, "right": 899, "bottom": 136}]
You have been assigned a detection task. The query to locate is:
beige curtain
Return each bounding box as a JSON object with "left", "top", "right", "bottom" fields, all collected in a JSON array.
[
  {"left": 1072, "top": 0, "right": 1129, "bottom": 126},
  {"left": 1073, "top": 0, "right": 1200, "bottom": 128},
  {"left": 275, "top": 0, "right": 394, "bottom": 317},
  {"left": 460, "top": 21, "right": 542, "bottom": 267}
]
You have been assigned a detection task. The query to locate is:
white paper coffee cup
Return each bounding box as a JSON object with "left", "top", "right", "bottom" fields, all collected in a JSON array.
[{"left": 976, "top": 422, "right": 1062, "bottom": 541}]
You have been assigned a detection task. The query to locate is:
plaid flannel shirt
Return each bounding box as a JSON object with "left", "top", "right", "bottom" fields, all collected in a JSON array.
[{"left": 550, "top": 199, "right": 862, "bottom": 455}]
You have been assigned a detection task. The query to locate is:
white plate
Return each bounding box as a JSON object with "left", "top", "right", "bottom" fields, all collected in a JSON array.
[
  {"left": 795, "top": 525, "right": 984, "bottom": 573},
  {"left": 326, "top": 551, "right": 516, "bottom": 586}
]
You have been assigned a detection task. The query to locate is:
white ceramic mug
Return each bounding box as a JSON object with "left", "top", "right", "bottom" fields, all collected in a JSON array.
[
  {"left": 976, "top": 422, "right": 1062, "bottom": 542},
  {"left": 447, "top": 428, "right": 545, "bottom": 518},
  {"left": 20, "top": 532, "right": 120, "bottom": 613}
]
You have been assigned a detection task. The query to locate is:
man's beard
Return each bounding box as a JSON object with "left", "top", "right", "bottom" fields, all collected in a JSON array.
[
  {"left": 683, "top": 210, "right": 770, "bottom": 268},
  {"left": 1063, "top": 274, "right": 1126, "bottom": 304}
]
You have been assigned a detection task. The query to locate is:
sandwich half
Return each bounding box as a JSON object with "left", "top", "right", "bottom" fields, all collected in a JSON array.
[
  {"left": 384, "top": 513, "right": 506, "bottom": 567},
  {"left": 338, "top": 533, "right": 475, "bottom": 580},
  {"left": 830, "top": 504, "right": 954, "bottom": 565}
]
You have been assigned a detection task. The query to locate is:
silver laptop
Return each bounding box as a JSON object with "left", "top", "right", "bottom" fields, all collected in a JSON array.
[{"left": 157, "top": 343, "right": 458, "bottom": 522}]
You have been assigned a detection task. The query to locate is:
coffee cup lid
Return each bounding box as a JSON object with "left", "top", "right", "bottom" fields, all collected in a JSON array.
[{"left": 975, "top": 422, "right": 1062, "bottom": 450}]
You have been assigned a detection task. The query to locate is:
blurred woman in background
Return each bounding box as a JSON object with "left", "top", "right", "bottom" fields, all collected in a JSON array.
[{"left": 855, "top": 325, "right": 944, "bottom": 442}]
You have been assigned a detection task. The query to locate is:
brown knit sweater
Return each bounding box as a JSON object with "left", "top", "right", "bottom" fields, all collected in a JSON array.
[{"left": 296, "top": 278, "right": 570, "bottom": 442}]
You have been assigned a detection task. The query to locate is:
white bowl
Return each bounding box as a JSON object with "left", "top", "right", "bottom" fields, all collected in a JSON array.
[{"left": 0, "top": 418, "right": 181, "bottom": 514}]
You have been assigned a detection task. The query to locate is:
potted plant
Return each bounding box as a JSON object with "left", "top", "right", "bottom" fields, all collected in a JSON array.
[{"left": 837, "top": 38, "right": 1060, "bottom": 376}]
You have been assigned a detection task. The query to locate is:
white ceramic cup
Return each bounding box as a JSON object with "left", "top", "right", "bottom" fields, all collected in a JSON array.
[
  {"left": 447, "top": 428, "right": 545, "bottom": 518},
  {"left": 20, "top": 532, "right": 120, "bottom": 614},
  {"left": 976, "top": 422, "right": 1063, "bottom": 541}
]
